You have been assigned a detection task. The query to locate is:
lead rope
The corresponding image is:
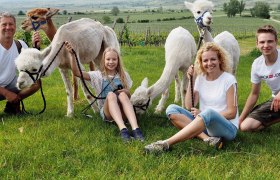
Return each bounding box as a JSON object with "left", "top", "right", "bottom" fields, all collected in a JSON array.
[
  {"left": 20, "top": 79, "right": 46, "bottom": 115},
  {"left": 71, "top": 49, "right": 106, "bottom": 100},
  {"left": 71, "top": 49, "right": 119, "bottom": 117},
  {"left": 20, "top": 42, "right": 65, "bottom": 115},
  {"left": 190, "top": 33, "right": 204, "bottom": 108}
]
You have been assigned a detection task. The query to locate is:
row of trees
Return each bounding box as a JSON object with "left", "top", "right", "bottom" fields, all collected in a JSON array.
[{"left": 223, "top": 0, "right": 271, "bottom": 19}]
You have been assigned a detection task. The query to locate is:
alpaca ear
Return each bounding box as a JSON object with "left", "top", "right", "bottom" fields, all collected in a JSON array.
[
  {"left": 184, "top": 1, "right": 193, "bottom": 11},
  {"left": 141, "top": 77, "right": 148, "bottom": 88},
  {"left": 45, "top": 8, "right": 59, "bottom": 19}
]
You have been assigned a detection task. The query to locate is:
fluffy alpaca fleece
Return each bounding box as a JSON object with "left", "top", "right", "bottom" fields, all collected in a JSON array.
[
  {"left": 15, "top": 48, "right": 42, "bottom": 78},
  {"left": 185, "top": 0, "right": 240, "bottom": 75},
  {"left": 131, "top": 27, "right": 196, "bottom": 114},
  {"left": 21, "top": 8, "right": 93, "bottom": 101},
  {"left": 15, "top": 18, "right": 120, "bottom": 117}
]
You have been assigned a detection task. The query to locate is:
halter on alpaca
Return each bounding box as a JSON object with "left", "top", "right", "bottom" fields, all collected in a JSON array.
[{"left": 195, "top": 11, "right": 208, "bottom": 29}]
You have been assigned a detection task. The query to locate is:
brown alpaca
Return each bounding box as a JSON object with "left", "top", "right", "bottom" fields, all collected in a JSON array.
[
  {"left": 21, "top": 8, "right": 58, "bottom": 41},
  {"left": 21, "top": 8, "right": 94, "bottom": 100}
]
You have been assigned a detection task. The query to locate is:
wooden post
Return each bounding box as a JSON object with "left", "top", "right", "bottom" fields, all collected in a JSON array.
[
  {"left": 118, "top": 16, "right": 129, "bottom": 46},
  {"left": 145, "top": 27, "right": 150, "bottom": 45},
  {"left": 112, "top": 17, "right": 117, "bottom": 30}
]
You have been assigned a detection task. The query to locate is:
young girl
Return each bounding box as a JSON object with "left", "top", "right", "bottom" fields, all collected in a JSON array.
[
  {"left": 65, "top": 41, "right": 144, "bottom": 142},
  {"left": 145, "top": 42, "right": 239, "bottom": 152}
]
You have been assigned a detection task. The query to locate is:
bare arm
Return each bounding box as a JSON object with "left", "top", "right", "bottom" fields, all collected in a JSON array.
[
  {"left": 64, "top": 41, "right": 90, "bottom": 80},
  {"left": 32, "top": 31, "right": 41, "bottom": 49},
  {"left": 0, "top": 86, "right": 20, "bottom": 103},
  {"left": 271, "top": 91, "right": 280, "bottom": 112},
  {"left": 239, "top": 83, "right": 261, "bottom": 122},
  {"left": 220, "top": 84, "right": 238, "bottom": 120},
  {"left": 185, "top": 65, "right": 199, "bottom": 110}
]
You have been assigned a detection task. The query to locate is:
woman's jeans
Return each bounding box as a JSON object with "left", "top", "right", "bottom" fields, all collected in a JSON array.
[{"left": 166, "top": 104, "right": 237, "bottom": 141}]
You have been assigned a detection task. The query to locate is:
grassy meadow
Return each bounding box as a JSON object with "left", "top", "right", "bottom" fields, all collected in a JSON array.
[
  {"left": 1, "top": 39, "right": 280, "bottom": 179},
  {"left": 15, "top": 10, "right": 280, "bottom": 38},
  {"left": 1, "top": 11, "right": 280, "bottom": 179}
]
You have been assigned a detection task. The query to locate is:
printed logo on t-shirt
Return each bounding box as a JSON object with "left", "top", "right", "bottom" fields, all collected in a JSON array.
[{"left": 261, "top": 72, "right": 280, "bottom": 79}]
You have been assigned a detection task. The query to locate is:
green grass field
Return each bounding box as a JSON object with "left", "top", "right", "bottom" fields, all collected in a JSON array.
[{"left": 1, "top": 35, "right": 280, "bottom": 178}]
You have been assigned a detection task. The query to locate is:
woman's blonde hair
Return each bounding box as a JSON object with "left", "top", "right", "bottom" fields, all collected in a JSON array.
[
  {"left": 195, "top": 42, "right": 231, "bottom": 75},
  {"left": 100, "top": 47, "right": 128, "bottom": 88}
]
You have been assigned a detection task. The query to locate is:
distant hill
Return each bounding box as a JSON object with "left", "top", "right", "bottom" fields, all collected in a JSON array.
[{"left": 0, "top": 0, "right": 279, "bottom": 14}]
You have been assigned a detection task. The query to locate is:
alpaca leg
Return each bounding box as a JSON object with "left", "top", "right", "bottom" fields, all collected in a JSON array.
[
  {"left": 59, "top": 68, "right": 74, "bottom": 117},
  {"left": 89, "top": 61, "right": 95, "bottom": 71},
  {"left": 72, "top": 75, "right": 79, "bottom": 100},
  {"left": 174, "top": 73, "right": 181, "bottom": 103},
  {"left": 79, "top": 80, "right": 99, "bottom": 113},
  {"left": 181, "top": 73, "right": 188, "bottom": 108},
  {"left": 72, "top": 61, "right": 94, "bottom": 101},
  {"left": 155, "top": 88, "right": 169, "bottom": 114}
]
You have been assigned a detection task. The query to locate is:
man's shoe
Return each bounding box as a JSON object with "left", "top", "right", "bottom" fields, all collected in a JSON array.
[
  {"left": 4, "top": 101, "right": 21, "bottom": 115},
  {"left": 132, "top": 128, "right": 144, "bottom": 141},
  {"left": 204, "top": 137, "right": 223, "bottom": 150},
  {"left": 120, "top": 128, "right": 131, "bottom": 142},
  {"left": 144, "top": 140, "right": 169, "bottom": 153}
]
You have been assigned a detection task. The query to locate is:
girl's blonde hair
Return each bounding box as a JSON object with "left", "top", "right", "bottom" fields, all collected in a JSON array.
[
  {"left": 100, "top": 47, "right": 128, "bottom": 88},
  {"left": 195, "top": 42, "right": 231, "bottom": 75}
]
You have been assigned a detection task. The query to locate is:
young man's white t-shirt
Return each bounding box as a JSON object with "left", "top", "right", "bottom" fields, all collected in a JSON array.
[
  {"left": 0, "top": 40, "right": 28, "bottom": 87},
  {"left": 251, "top": 49, "right": 280, "bottom": 97}
]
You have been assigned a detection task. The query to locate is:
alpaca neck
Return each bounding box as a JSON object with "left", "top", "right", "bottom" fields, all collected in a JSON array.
[
  {"left": 41, "top": 45, "right": 59, "bottom": 77},
  {"left": 197, "top": 26, "right": 214, "bottom": 43},
  {"left": 42, "top": 19, "right": 57, "bottom": 41},
  {"left": 147, "top": 65, "right": 178, "bottom": 100}
]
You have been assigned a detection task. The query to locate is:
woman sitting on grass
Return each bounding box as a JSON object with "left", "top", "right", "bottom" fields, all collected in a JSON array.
[
  {"left": 65, "top": 42, "right": 144, "bottom": 142},
  {"left": 145, "top": 42, "right": 239, "bottom": 153}
]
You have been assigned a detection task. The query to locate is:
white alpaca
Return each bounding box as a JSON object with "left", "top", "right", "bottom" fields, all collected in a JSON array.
[
  {"left": 131, "top": 27, "right": 196, "bottom": 114},
  {"left": 15, "top": 18, "right": 120, "bottom": 117},
  {"left": 185, "top": 0, "right": 240, "bottom": 75},
  {"left": 21, "top": 8, "right": 94, "bottom": 100}
]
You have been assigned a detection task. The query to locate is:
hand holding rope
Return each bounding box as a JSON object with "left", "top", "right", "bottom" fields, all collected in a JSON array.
[{"left": 187, "top": 65, "right": 195, "bottom": 108}]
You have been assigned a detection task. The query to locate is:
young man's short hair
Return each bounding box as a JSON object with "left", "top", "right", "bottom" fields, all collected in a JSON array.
[{"left": 256, "top": 25, "right": 278, "bottom": 40}]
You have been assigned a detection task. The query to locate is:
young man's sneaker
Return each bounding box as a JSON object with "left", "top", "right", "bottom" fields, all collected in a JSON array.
[
  {"left": 204, "top": 137, "right": 223, "bottom": 150},
  {"left": 120, "top": 128, "right": 131, "bottom": 142},
  {"left": 144, "top": 140, "right": 169, "bottom": 153},
  {"left": 132, "top": 128, "right": 144, "bottom": 141}
]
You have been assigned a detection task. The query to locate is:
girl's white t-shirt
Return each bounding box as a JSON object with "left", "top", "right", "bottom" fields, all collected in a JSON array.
[{"left": 88, "top": 70, "right": 132, "bottom": 109}]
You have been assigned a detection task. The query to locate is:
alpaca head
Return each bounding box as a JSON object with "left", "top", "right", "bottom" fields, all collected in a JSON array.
[
  {"left": 130, "top": 77, "right": 152, "bottom": 114},
  {"left": 15, "top": 48, "right": 49, "bottom": 89},
  {"left": 21, "top": 8, "right": 59, "bottom": 31},
  {"left": 184, "top": 0, "right": 214, "bottom": 27}
]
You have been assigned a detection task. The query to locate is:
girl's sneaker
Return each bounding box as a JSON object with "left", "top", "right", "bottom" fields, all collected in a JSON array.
[
  {"left": 120, "top": 128, "right": 131, "bottom": 142},
  {"left": 132, "top": 128, "right": 144, "bottom": 141}
]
